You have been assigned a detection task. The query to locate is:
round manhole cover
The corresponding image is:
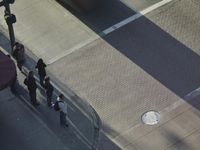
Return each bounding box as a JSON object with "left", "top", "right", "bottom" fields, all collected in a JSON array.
[{"left": 141, "top": 111, "right": 160, "bottom": 125}]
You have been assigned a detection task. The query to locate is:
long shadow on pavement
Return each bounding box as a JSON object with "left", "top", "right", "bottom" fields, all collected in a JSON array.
[
  {"left": 0, "top": 32, "right": 98, "bottom": 150},
  {"left": 2, "top": 0, "right": 200, "bottom": 149},
  {"left": 57, "top": 0, "right": 200, "bottom": 149},
  {"left": 58, "top": 0, "right": 200, "bottom": 100},
  {"left": 56, "top": 0, "right": 137, "bottom": 33}
]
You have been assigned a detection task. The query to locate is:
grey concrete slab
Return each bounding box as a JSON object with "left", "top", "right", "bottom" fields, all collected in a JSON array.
[
  {"left": 166, "top": 129, "right": 200, "bottom": 150},
  {"left": 48, "top": 37, "right": 181, "bottom": 148},
  {"left": 47, "top": 0, "right": 200, "bottom": 149},
  {"left": 120, "top": 0, "right": 162, "bottom": 11},
  {"left": 0, "top": 34, "right": 95, "bottom": 150},
  {"left": 133, "top": 110, "right": 200, "bottom": 149},
  {"left": 1, "top": 0, "right": 200, "bottom": 149},
  {"left": 0, "top": 88, "right": 69, "bottom": 150},
  {"left": 0, "top": 0, "right": 97, "bottom": 64},
  {"left": 145, "top": 0, "right": 200, "bottom": 56},
  {"left": 103, "top": 15, "right": 200, "bottom": 98}
]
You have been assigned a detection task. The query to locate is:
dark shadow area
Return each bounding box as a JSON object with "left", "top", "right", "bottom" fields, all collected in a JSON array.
[
  {"left": 0, "top": 33, "right": 96, "bottom": 150},
  {"left": 103, "top": 16, "right": 200, "bottom": 98},
  {"left": 56, "top": 0, "right": 200, "bottom": 99},
  {"left": 2, "top": 0, "right": 200, "bottom": 149},
  {"left": 56, "top": 1, "right": 200, "bottom": 149},
  {"left": 99, "top": 132, "right": 121, "bottom": 150},
  {"left": 56, "top": 0, "right": 136, "bottom": 32},
  {"left": 163, "top": 128, "right": 192, "bottom": 149}
]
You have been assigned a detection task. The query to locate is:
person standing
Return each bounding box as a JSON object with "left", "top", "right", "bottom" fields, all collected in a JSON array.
[
  {"left": 35, "top": 58, "right": 46, "bottom": 87},
  {"left": 24, "top": 71, "right": 39, "bottom": 106},
  {"left": 7, "top": 54, "right": 17, "bottom": 94},
  {"left": 44, "top": 76, "right": 54, "bottom": 107},
  {"left": 56, "top": 94, "right": 68, "bottom": 127},
  {"left": 10, "top": 75, "right": 17, "bottom": 94},
  {"left": 12, "top": 42, "right": 25, "bottom": 72}
]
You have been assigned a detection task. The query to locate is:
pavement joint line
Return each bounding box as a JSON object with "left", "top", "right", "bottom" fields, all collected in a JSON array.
[
  {"left": 121, "top": 102, "right": 197, "bottom": 149},
  {"left": 47, "top": 35, "right": 100, "bottom": 65},
  {"left": 17, "top": 95, "right": 68, "bottom": 147},
  {"left": 165, "top": 127, "right": 200, "bottom": 149},
  {"left": 102, "top": 0, "right": 173, "bottom": 35},
  {"left": 47, "top": 77, "right": 95, "bottom": 123},
  {"left": 112, "top": 86, "right": 200, "bottom": 145},
  {"left": 23, "top": 66, "right": 76, "bottom": 112},
  {"left": 101, "top": 130, "right": 124, "bottom": 150},
  {"left": 22, "top": 66, "right": 96, "bottom": 147},
  {"left": 2, "top": 45, "right": 94, "bottom": 148},
  {"left": 67, "top": 118, "right": 93, "bottom": 149},
  {"left": 18, "top": 85, "right": 91, "bottom": 145},
  {"left": 18, "top": 76, "right": 92, "bottom": 149}
]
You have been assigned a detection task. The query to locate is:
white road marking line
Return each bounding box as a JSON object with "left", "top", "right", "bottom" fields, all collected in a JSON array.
[
  {"left": 47, "top": 0, "right": 173, "bottom": 65},
  {"left": 184, "top": 87, "right": 200, "bottom": 100},
  {"left": 102, "top": 0, "right": 173, "bottom": 35}
]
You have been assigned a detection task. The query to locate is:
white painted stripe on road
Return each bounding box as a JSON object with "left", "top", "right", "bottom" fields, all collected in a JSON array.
[
  {"left": 45, "top": 0, "right": 173, "bottom": 65},
  {"left": 184, "top": 87, "right": 200, "bottom": 100},
  {"left": 102, "top": 0, "right": 173, "bottom": 35}
]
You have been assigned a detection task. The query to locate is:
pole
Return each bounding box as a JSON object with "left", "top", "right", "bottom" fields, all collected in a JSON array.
[
  {"left": 7, "top": 20, "right": 15, "bottom": 48},
  {"left": 3, "top": 1, "right": 16, "bottom": 51}
]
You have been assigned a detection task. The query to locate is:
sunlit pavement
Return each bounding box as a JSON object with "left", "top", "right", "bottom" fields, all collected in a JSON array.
[{"left": 0, "top": 0, "right": 200, "bottom": 149}]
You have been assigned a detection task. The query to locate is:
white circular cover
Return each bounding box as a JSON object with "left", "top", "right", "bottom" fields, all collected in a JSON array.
[{"left": 141, "top": 111, "right": 160, "bottom": 125}]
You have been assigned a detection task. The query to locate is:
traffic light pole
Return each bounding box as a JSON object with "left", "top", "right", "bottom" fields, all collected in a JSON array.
[
  {"left": 0, "top": 0, "right": 16, "bottom": 51},
  {"left": 4, "top": 9, "right": 15, "bottom": 49},
  {"left": 7, "top": 16, "right": 15, "bottom": 48}
]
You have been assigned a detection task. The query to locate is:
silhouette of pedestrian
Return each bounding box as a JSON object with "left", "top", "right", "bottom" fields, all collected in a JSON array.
[
  {"left": 10, "top": 75, "right": 17, "bottom": 94},
  {"left": 12, "top": 42, "right": 25, "bottom": 72},
  {"left": 56, "top": 94, "right": 68, "bottom": 127},
  {"left": 24, "top": 71, "right": 39, "bottom": 106},
  {"left": 44, "top": 76, "right": 54, "bottom": 107},
  {"left": 35, "top": 58, "right": 46, "bottom": 87},
  {"left": 7, "top": 54, "right": 17, "bottom": 94}
]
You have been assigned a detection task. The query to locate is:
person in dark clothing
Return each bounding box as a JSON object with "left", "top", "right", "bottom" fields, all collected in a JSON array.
[
  {"left": 12, "top": 42, "right": 25, "bottom": 72},
  {"left": 44, "top": 76, "right": 54, "bottom": 107},
  {"left": 10, "top": 75, "right": 17, "bottom": 94},
  {"left": 7, "top": 54, "right": 17, "bottom": 94},
  {"left": 35, "top": 58, "right": 46, "bottom": 87},
  {"left": 24, "top": 71, "right": 39, "bottom": 106}
]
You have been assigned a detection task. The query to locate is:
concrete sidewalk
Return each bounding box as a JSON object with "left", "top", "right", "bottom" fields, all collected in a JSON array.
[
  {"left": 0, "top": 33, "right": 100, "bottom": 149},
  {"left": 1, "top": 0, "right": 200, "bottom": 149},
  {"left": 0, "top": 88, "right": 69, "bottom": 150}
]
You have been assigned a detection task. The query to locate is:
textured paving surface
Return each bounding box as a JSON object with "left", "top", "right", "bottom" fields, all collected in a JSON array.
[
  {"left": 48, "top": 38, "right": 181, "bottom": 135},
  {"left": 0, "top": 0, "right": 97, "bottom": 63},
  {"left": 145, "top": 0, "right": 200, "bottom": 55},
  {"left": 48, "top": 0, "right": 200, "bottom": 149},
  {"left": 1, "top": 0, "right": 200, "bottom": 149}
]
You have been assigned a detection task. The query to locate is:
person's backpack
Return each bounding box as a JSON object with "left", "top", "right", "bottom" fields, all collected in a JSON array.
[
  {"left": 24, "top": 78, "right": 28, "bottom": 86},
  {"left": 54, "top": 101, "right": 61, "bottom": 111},
  {"left": 18, "top": 45, "right": 25, "bottom": 62}
]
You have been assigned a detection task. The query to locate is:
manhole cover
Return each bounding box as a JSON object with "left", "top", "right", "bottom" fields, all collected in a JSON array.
[{"left": 141, "top": 111, "right": 160, "bottom": 125}]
